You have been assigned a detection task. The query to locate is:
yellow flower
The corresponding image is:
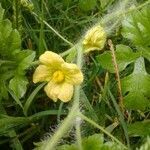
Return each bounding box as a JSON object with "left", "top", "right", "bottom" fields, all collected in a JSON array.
[
  {"left": 82, "top": 25, "right": 106, "bottom": 53},
  {"left": 33, "top": 51, "right": 83, "bottom": 102}
]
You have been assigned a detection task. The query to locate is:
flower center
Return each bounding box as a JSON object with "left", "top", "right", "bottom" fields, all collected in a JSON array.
[{"left": 52, "top": 70, "right": 64, "bottom": 83}]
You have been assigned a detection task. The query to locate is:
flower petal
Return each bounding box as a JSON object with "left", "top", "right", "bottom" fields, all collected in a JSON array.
[
  {"left": 33, "top": 65, "right": 52, "bottom": 83},
  {"left": 44, "top": 81, "right": 59, "bottom": 102},
  {"left": 44, "top": 81, "right": 73, "bottom": 102},
  {"left": 58, "top": 83, "right": 73, "bottom": 102},
  {"left": 62, "top": 63, "right": 84, "bottom": 85},
  {"left": 39, "top": 51, "right": 64, "bottom": 67}
]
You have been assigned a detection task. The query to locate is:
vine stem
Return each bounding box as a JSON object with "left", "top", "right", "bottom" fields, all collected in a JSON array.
[
  {"left": 74, "top": 44, "right": 83, "bottom": 150},
  {"left": 42, "top": 104, "right": 78, "bottom": 150},
  {"left": 108, "top": 39, "right": 124, "bottom": 112},
  {"left": 75, "top": 116, "right": 83, "bottom": 150}
]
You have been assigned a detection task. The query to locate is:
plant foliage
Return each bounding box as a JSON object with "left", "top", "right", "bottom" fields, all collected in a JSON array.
[
  {"left": 0, "top": 4, "right": 35, "bottom": 99},
  {"left": 98, "top": 5, "right": 150, "bottom": 111},
  {"left": 0, "top": 0, "right": 150, "bottom": 150},
  {"left": 57, "top": 134, "right": 124, "bottom": 150}
]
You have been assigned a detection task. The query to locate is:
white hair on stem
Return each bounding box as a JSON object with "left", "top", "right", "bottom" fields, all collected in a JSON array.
[{"left": 99, "top": 0, "right": 137, "bottom": 35}]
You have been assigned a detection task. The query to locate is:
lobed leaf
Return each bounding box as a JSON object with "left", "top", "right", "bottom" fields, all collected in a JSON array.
[
  {"left": 122, "top": 5, "right": 150, "bottom": 48},
  {"left": 121, "top": 57, "right": 150, "bottom": 110},
  {"left": 97, "top": 44, "right": 140, "bottom": 73},
  {"left": 0, "top": 5, "right": 35, "bottom": 100}
]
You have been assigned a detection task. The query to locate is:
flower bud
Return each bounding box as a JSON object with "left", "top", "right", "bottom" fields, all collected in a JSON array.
[{"left": 82, "top": 25, "right": 106, "bottom": 53}]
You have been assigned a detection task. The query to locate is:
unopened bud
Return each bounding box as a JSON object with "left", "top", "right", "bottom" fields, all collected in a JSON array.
[{"left": 82, "top": 25, "right": 106, "bottom": 53}]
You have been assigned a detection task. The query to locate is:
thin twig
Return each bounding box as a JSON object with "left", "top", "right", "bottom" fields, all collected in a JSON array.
[{"left": 108, "top": 39, "right": 124, "bottom": 112}]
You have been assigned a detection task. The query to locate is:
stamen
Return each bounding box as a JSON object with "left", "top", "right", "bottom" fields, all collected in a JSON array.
[{"left": 52, "top": 71, "right": 64, "bottom": 83}]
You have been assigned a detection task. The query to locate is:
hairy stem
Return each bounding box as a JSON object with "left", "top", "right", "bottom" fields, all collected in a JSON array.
[{"left": 75, "top": 116, "right": 83, "bottom": 150}]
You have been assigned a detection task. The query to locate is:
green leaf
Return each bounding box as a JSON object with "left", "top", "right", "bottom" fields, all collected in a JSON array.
[
  {"left": 6, "top": 29, "right": 21, "bottom": 53},
  {"left": 9, "top": 75, "right": 28, "bottom": 99},
  {"left": 100, "top": 142, "right": 124, "bottom": 150},
  {"left": 121, "top": 57, "right": 150, "bottom": 110},
  {"left": 8, "top": 50, "right": 35, "bottom": 99},
  {"left": 15, "top": 50, "right": 36, "bottom": 72},
  {"left": 0, "top": 116, "right": 29, "bottom": 135},
  {"left": 79, "top": 0, "right": 97, "bottom": 12},
  {"left": 82, "top": 134, "right": 104, "bottom": 150},
  {"left": 0, "top": 19, "right": 12, "bottom": 39},
  {"left": 0, "top": 5, "right": 35, "bottom": 99},
  {"left": 0, "top": 70, "right": 14, "bottom": 99},
  {"left": 0, "top": 20, "right": 21, "bottom": 58},
  {"left": 141, "top": 47, "right": 150, "bottom": 61},
  {"left": 57, "top": 134, "right": 103, "bottom": 150},
  {"left": 57, "top": 144, "right": 77, "bottom": 150},
  {"left": 97, "top": 44, "right": 140, "bottom": 73},
  {"left": 128, "top": 120, "right": 150, "bottom": 136},
  {"left": 122, "top": 5, "right": 150, "bottom": 48},
  {"left": 57, "top": 134, "right": 124, "bottom": 150}
]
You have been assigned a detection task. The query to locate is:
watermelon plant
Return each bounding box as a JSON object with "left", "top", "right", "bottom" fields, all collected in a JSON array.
[{"left": 0, "top": 0, "right": 150, "bottom": 150}]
